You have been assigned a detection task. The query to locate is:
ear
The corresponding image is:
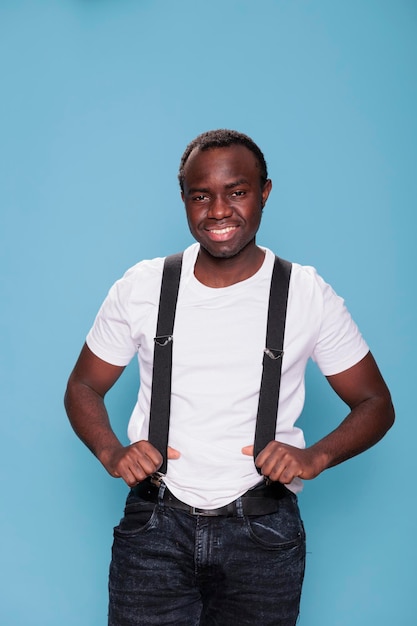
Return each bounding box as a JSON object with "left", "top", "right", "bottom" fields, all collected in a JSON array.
[
  {"left": 181, "top": 190, "right": 185, "bottom": 203},
  {"left": 261, "top": 179, "right": 272, "bottom": 208}
]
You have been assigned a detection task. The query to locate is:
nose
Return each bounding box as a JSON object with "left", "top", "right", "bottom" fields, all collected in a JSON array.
[{"left": 207, "top": 195, "right": 233, "bottom": 219}]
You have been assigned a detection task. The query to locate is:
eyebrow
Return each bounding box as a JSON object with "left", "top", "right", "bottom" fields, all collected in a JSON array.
[
  {"left": 186, "top": 186, "right": 210, "bottom": 195},
  {"left": 224, "top": 178, "right": 249, "bottom": 189},
  {"left": 187, "top": 179, "right": 250, "bottom": 194}
]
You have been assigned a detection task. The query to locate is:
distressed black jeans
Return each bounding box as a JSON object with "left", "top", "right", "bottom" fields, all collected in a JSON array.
[{"left": 109, "top": 484, "right": 305, "bottom": 625}]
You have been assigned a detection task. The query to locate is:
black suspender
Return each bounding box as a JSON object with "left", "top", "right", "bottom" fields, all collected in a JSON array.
[
  {"left": 147, "top": 252, "right": 183, "bottom": 475},
  {"left": 253, "top": 256, "right": 292, "bottom": 468},
  {"left": 147, "top": 252, "right": 292, "bottom": 475}
]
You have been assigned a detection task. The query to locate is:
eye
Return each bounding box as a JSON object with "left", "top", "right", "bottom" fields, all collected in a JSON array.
[
  {"left": 192, "top": 194, "right": 208, "bottom": 201},
  {"left": 231, "top": 190, "right": 246, "bottom": 197}
]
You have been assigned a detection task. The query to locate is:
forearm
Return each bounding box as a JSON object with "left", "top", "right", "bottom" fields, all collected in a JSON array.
[
  {"left": 250, "top": 388, "right": 394, "bottom": 484},
  {"left": 64, "top": 379, "right": 124, "bottom": 468},
  {"left": 308, "top": 394, "right": 395, "bottom": 474},
  {"left": 64, "top": 345, "right": 171, "bottom": 485}
]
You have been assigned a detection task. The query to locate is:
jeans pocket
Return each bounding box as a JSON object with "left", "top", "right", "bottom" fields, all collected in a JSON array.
[
  {"left": 113, "top": 498, "right": 159, "bottom": 537},
  {"left": 245, "top": 495, "right": 305, "bottom": 550}
]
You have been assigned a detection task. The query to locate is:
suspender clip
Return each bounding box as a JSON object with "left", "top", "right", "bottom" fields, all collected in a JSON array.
[
  {"left": 264, "top": 348, "right": 284, "bottom": 360},
  {"left": 154, "top": 335, "right": 173, "bottom": 347},
  {"left": 150, "top": 472, "right": 164, "bottom": 487}
]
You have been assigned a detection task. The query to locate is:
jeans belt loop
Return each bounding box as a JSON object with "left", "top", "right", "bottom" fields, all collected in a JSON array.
[
  {"left": 158, "top": 481, "right": 167, "bottom": 505},
  {"left": 190, "top": 507, "right": 198, "bottom": 515},
  {"left": 235, "top": 497, "right": 244, "bottom": 518}
]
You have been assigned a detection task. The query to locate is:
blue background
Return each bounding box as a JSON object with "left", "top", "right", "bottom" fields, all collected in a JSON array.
[{"left": 1, "top": 1, "right": 415, "bottom": 624}]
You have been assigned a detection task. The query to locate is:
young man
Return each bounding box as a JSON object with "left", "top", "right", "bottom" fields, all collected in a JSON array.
[{"left": 65, "top": 129, "right": 394, "bottom": 625}]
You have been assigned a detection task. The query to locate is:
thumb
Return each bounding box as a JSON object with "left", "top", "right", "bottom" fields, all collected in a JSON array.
[
  {"left": 241, "top": 445, "right": 254, "bottom": 456},
  {"left": 167, "top": 446, "right": 181, "bottom": 459}
]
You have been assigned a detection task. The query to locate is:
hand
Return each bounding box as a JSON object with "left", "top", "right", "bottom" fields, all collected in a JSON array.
[
  {"left": 102, "top": 441, "right": 180, "bottom": 487},
  {"left": 242, "top": 441, "right": 326, "bottom": 484}
]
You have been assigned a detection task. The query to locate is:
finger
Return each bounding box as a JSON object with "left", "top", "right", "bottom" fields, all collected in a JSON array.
[
  {"left": 130, "top": 440, "right": 163, "bottom": 466},
  {"left": 117, "top": 447, "right": 161, "bottom": 479},
  {"left": 241, "top": 445, "right": 254, "bottom": 456},
  {"left": 254, "top": 440, "right": 292, "bottom": 470},
  {"left": 133, "top": 453, "right": 161, "bottom": 477},
  {"left": 263, "top": 457, "right": 301, "bottom": 483},
  {"left": 167, "top": 446, "right": 181, "bottom": 459},
  {"left": 124, "top": 442, "right": 163, "bottom": 475},
  {"left": 120, "top": 464, "right": 143, "bottom": 488}
]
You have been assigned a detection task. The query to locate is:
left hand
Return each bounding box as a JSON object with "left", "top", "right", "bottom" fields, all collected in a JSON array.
[{"left": 242, "top": 441, "right": 327, "bottom": 484}]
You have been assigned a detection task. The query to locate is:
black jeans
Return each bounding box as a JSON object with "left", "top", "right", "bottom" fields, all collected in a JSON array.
[{"left": 109, "top": 484, "right": 306, "bottom": 625}]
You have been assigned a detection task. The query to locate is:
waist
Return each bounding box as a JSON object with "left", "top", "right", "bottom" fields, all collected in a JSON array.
[{"left": 132, "top": 476, "right": 292, "bottom": 517}]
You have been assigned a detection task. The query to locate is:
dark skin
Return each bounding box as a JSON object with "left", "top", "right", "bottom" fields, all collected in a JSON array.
[
  {"left": 180, "top": 145, "right": 272, "bottom": 288},
  {"left": 64, "top": 145, "right": 394, "bottom": 487},
  {"left": 64, "top": 344, "right": 177, "bottom": 487}
]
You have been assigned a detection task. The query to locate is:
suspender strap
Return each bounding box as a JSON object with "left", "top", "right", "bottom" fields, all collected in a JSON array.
[
  {"left": 148, "top": 252, "right": 291, "bottom": 476},
  {"left": 148, "top": 252, "right": 183, "bottom": 474},
  {"left": 253, "top": 257, "right": 292, "bottom": 470}
]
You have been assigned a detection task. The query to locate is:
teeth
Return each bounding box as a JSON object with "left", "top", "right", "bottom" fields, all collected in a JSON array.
[{"left": 210, "top": 226, "right": 236, "bottom": 234}]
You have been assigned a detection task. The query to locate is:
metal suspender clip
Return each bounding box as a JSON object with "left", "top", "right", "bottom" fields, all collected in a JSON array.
[
  {"left": 150, "top": 472, "right": 164, "bottom": 487},
  {"left": 264, "top": 348, "right": 284, "bottom": 360},
  {"left": 154, "top": 335, "right": 173, "bottom": 347}
]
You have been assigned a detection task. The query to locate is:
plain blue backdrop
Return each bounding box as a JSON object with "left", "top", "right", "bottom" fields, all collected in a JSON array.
[{"left": 1, "top": 1, "right": 415, "bottom": 624}]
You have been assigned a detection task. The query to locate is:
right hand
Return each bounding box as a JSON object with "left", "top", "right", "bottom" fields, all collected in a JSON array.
[{"left": 101, "top": 441, "right": 181, "bottom": 487}]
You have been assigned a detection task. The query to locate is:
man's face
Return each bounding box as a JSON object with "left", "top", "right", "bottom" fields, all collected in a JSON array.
[{"left": 181, "top": 145, "right": 272, "bottom": 260}]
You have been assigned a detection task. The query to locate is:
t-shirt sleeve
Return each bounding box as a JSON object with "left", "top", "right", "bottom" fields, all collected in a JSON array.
[
  {"left": 86, "top": 272, "right": 137, "bottom": 367},
  {"left": 311, "top": 273, "right": 369, "bottom": 376}
]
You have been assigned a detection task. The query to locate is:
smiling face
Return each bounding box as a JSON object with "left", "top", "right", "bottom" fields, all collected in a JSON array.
[{"left": 181, "top": 145, "right": 272, "bottom": 265}]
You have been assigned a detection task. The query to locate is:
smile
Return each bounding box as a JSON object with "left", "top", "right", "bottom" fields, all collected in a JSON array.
[
  {"left": 204, "top": 225, "right": 238, "bottom": 242},
  {"left": 207, "top": 226, "right": 237, "bottom": 235}
]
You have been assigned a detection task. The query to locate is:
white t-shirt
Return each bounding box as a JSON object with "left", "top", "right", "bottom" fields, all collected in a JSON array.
[{"left": 87, "top": 244, "right": 369, "bottom": 508}]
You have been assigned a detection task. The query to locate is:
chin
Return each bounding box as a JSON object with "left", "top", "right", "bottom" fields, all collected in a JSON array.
[{"left": 201, "top": 245, "right": 242, "bottom": 260}]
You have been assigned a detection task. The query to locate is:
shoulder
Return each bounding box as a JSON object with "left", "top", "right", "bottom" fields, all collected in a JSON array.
[
  {"left": 289, "top": 263, "right": 350, "bottom": 326},
  {"left": 289, "top": 261, "right": 325, "bottom": 283},
  {"left": 107, "top": 243, "right": 198, "bottom": 303},
  {"left": 290, "top": 262, "right": 330, "bottom": 296},
  {"left": 264, "top": 250, "right": 321, "bottom": 282},
  {"left": 264, "top": 250, "right": 345, "bottom": 322},
  {"left": 265, "top": 251, "right": 332, "bottom": 301},
  {"left": 262, "top": 248, "right": 331, "bottom": 300},
  {"left": 118, "top": 255, "right": 165, "bottom": 285},
  {"left": 119, "top": 243, "right": 197, "bottom": 283}
]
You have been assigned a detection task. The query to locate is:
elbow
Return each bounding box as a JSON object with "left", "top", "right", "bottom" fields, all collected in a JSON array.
[
  {"left": 63, "top": 379, "right": 74, "bottom": 416},
  {"left": 378, "top": 391, "right": 395, "bottom": 437},
  {"left": 64, "top": 372, "right": 80, "bottom": 416},
  {"left": 386, "top": 397, "right": 395, "bottom": 431},
  {"left": 63, "top": 384, "right": 71, "bottom": 413}
]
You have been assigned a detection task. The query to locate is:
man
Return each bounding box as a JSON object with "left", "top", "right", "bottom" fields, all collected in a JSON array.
[{"left": 65, "top": 129, "right": 394, "bottom": 625}]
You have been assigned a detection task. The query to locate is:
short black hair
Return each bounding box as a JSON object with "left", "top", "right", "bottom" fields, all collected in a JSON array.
[{"left": 178, "top": 129, "right": 268, "bottom": 191}]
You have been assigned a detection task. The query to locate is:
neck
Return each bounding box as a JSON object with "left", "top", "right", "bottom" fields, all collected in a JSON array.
[{"left": 194, "top": 245, "right": 265, "bottom": 288}]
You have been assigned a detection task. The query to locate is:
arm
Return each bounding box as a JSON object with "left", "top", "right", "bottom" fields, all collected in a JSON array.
[
  {"left": 64, "top": 343, "right": 179, "bottom": 486},
  {"left": 242, "top": 351, "right": 395, "bottom": 483}
]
